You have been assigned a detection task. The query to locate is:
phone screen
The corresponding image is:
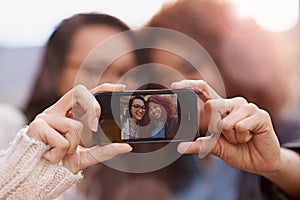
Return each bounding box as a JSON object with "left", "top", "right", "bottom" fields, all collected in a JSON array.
[{"left": 93, "top": 89, "right": 199, "bottom": 145}]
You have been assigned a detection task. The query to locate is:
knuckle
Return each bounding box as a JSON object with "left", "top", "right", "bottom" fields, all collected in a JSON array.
[
  {"left": 222, "top": 120, "right": 233, "bottom": 132},
  {"left": 232, "top": 97, "right": 248, "bottom": 105},
  {"left": 235, "top": 122, "right": 246, "bottom": 132},
  {"left": 245, "top": 103, "right": 259, "bottom": 112},
  {"left": 258, "top": 109, "right": 271, "bottom": 120},
  {"left": 68, "top": 120, "right": 83, "bottom": 136},
  {"left": 60, "top": 139, "right": 71, "bottom": 151},
  {"left": 204, "top": 99, "right": 214, "bottom": 109},
  {"left": 42, "top": 107, "right": 52, "bottom": 115},
  {"left": 34, "top": 113, "right": 47, "bottom": 121},
  {"left": 29, "top": 118, "right": 45, "bottom": 130}
]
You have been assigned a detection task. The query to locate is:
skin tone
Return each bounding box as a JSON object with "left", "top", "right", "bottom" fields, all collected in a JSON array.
[
  {"left": 30, "top": 19, "right": 299, "bottom": 197},
  {"left": 148, "top": 32, "right": 300, "bottom": 197},
  {"left": 27, "top": 81, "right": 300, "bottom": 198},
  {"left": 171, "top": 80, "right": 300, "bottom": 199},
  {"left": 57, "top": 24, "right": 136, "bottom": 96},
  {"left": 27, "top": 83, "right": 132, "bottom": 174},
  {"left": 148, "top": 102, "right": 163, "bottom": 121},
  {"left": 45, "top": 22, "right": 137, "bottom": 196},
  {"left": 130, "top": 99, "right": 146, "bottom": 124},
  {"left": 148, "top": 38, "right": 300, "bottom": 197}
]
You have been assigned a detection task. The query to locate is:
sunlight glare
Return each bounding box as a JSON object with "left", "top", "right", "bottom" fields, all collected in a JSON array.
[{"left": 230, "top": 0, "right": 299, "bottom": 32}]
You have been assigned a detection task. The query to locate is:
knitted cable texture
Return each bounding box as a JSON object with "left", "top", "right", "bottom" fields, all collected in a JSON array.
[{"left": 0, "top": 127, "right": 83, "bottom": 200}]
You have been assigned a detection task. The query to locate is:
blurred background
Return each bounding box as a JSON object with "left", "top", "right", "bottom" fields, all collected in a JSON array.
[{"left": 1, "top": 0, "right": 300, "bottom": 115}]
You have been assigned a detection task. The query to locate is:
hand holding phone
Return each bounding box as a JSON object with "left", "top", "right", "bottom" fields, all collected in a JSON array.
[{"left": 93, "top": 88, "right": 199, "bottom": 145}]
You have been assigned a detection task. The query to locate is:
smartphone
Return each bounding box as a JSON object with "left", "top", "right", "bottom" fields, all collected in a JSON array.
[{"left": 93, "top": 89, "right": 199, "bottom": 144}]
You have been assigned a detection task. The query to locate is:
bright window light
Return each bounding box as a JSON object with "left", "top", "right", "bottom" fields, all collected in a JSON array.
[{"left": 230, "top": 0, "right": 299, "bottom": 32}]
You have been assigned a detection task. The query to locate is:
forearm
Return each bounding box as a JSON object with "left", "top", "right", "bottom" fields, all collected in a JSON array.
[
  {"left": 0, "top": 127, "right": 83, "bottom": 200},
  {"left": 261, "top": 147, "right": 300, "bottom": 199}
]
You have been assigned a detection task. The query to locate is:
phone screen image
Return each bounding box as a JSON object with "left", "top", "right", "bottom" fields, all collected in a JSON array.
[
  {"left": 120, "top": 93, "right": 179, "bottom": 141},
  {"left": 93, "top": 89, "right": 199, "bottom": 145}
]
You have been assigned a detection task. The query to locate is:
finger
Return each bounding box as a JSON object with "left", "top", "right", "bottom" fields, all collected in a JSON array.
[
  {"left": 80, "top": 143, "right": 132, "bottom": 169},
  {"left": 178, "top": 135, "right": 231, "bottom": 161},
  {"left": 235, "top": 109, "right": 272, "bottom": 139},
  {"left": 171, "top": 80, "right": 221, "bottom": 101},
  {"left": 222, "top": 97, "right": 248, "bottom": 116},
  {"left": 28, "top": 118, "right": 70, "bottom": 163},
  {"left": 177, "top": 141, "right": 202, "bottom": 154},
  {"left": 204, "top": 99, "right": 226, "bottom": 135},
  {"left": 66, "top": 85, "right": 101, "bottom": 147},
  {"left": 36, "top": 113, "right": 83, "bottom": 154},
  {"left": 203, "top": 97, "right": 248, "bottom": 144},
  {"left": 75, "top": 83, "right": 125, "bottom": 147},
  {"left": 44, "top": 85, "right": 100, "bottom": 131},
  {"left": 222, "top": 102, "right": 258, "bottom": 144},
  {"left": 177, "top": 136, "right": 219, "bottom": 158},
  {"left": 91, "top": 83, "right": 126, "bottom": 94},
  {"left": 71, "top": 85, "right": 100, "bottom": 131}
]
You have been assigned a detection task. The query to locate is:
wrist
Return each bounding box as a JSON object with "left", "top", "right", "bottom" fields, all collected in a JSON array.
[
  {"left": 260, "top": 147, "right": 286, "bottom": 179},
  {"left": 260, "top": 148, "right": 300, "bottom": 199}
]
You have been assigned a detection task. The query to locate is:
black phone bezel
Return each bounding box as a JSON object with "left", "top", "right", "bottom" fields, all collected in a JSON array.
[{"left": 93, "top": 89, "right": 199, "bottom": 144}]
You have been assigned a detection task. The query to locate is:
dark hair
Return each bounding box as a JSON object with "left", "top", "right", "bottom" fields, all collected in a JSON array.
[
  {"left": 128, "top": 95, "right": 146, "bottom": 118},
  {"left": 24, "top": 13, "right": 132, "bottom": 121}
]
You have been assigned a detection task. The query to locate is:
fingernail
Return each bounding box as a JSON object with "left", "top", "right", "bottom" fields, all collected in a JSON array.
[
  {"left": 198, "top": 152, "right": 208, "bottom": 159},
  {"left": 173, "top": 80, "right": 189, "bottom": 89},
  {"left": 116, "top": 84, "right": 126, "bottom": 90},
  {"left": 171, "top": 82, "right": 181, "bottom": 89},
  {"left": 91, "top": 117, "right": 99, "bottom": 132},
  {"left": 122, "top": 145, "right": 133, "bottom": 152},
  {"left": 177, "top": 142, "right": 190, "bottom": 154},
  {"left": 115, "top": 144, "right": 133, "bottom": 153},
  {"left": 171, "top": 82, "right": 177, "bottom": 87}
]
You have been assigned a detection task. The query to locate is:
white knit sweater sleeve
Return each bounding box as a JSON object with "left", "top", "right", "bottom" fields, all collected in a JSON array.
[{"left": 0, "top": 126, "right": 83, "bottom": 200}]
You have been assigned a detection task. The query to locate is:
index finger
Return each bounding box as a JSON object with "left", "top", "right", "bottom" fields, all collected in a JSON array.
[
  {"left": 44, "top": 85, "right": 100, "bottom": 121},
  {"left": 171, "top": 80, "right": 221, "bottom": 101},
  {"left": 43, "top": 85, "right": 100, "bottom": 147},
  {"left": 90, "top": 83, "right": 126, "bottom": 94}
]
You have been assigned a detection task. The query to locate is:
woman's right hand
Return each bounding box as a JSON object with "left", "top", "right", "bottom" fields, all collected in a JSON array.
[{"left": 171, "top": 80, "right": 282, "bottom": 175}]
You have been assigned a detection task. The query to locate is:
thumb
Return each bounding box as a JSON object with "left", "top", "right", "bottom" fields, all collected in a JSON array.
[
  {"left": 80, "top": 143, "right": 132, "bottom": 169},
  {"left": 177, "top": 134, "right": 222, "bottom": 158}
]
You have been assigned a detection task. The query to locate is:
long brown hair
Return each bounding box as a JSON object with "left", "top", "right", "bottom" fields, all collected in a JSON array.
[{"left": 24, "top": 13, "right": 132, "bottom": 121}]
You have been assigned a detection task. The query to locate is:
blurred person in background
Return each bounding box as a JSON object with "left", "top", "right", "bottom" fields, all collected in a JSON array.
[
  {"left": 141, "top": 0, "right": 300, "bottom": 199},
  {"left": 22, "top": 12, "right": 141, "bottom": 199},
  {"left": 21, "top": 4, "right": 300, "bottom": 200},
  {"left": 73, "top": 1, "right": 299, "bottom": 200},
  {"left": 24, "top": 13, "right": 137, "bottom": 122},
  {"left": 25, "top": 12, "right": 207, "bottom": 200}
]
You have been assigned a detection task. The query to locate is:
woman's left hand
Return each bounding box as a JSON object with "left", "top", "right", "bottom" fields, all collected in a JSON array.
[{"left": 27, "top": 84, "right": 132, "bottom": 174}]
